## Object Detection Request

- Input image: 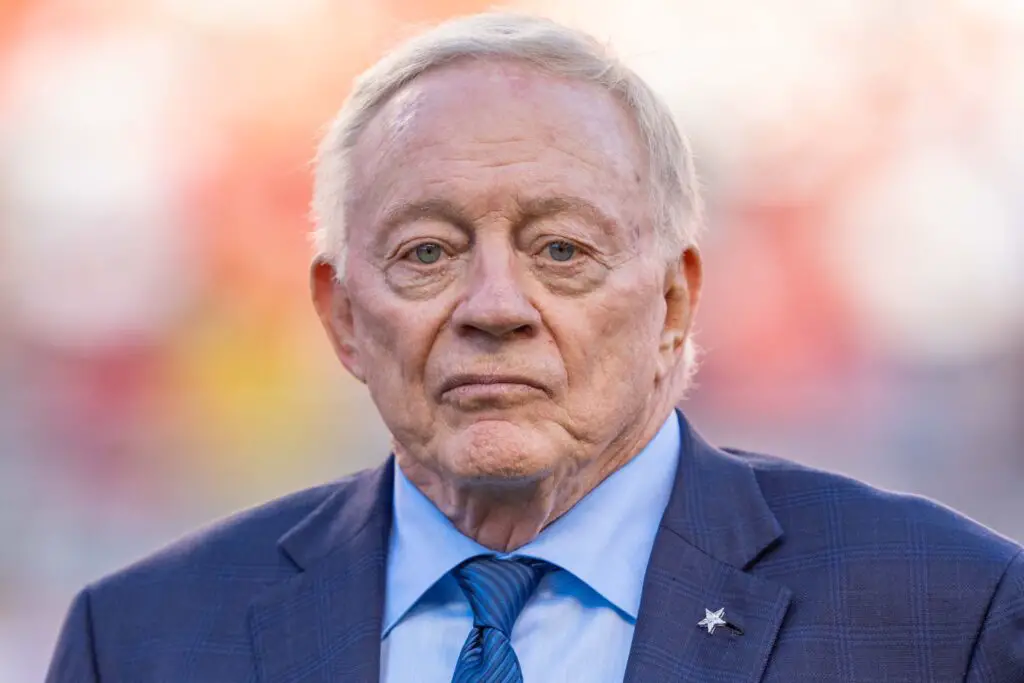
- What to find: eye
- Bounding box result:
[412,243,444,264]
[545,241,576,262]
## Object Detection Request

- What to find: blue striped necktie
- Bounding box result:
[451,556,552,683]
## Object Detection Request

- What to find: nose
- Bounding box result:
[451,244,540,340]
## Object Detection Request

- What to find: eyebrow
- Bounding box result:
[378,198,474,237]
[376,194,623,240]
[515,196,621,238]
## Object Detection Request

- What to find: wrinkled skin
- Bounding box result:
[312,59,702,551]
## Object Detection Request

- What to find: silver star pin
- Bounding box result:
[697,607,728,635]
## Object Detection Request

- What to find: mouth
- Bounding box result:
[439,374,550,402]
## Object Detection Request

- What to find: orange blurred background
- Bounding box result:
[1,0,1022,677]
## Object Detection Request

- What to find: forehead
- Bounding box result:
[349,59,648,225]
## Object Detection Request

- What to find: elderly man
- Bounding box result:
[47,12,1022,683]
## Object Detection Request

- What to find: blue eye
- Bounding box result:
[413,243,444,264]
[546,241,576,262]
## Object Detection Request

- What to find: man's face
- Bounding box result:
[314,60,700,485]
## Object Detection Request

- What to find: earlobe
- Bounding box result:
[310,259,366,383]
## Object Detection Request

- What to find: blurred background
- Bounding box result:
[1,0,1022,677]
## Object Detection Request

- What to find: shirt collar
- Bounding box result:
[383,410,681,635]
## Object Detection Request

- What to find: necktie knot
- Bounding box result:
[452,555,551,635]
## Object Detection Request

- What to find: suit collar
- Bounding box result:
[660,412,783,570]
[276,458,393,572]
[250,460,393,683]
[266,410,781,576]
[624,411,791,683]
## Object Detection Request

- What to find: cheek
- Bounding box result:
[354,294,446,395]
[559,286,664,383]
[598,280,664,344]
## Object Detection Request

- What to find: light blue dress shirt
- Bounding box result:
[380,411,681,683]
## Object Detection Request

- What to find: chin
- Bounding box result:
[441,418,560,483]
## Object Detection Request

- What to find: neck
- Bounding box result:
[399,396,678,552]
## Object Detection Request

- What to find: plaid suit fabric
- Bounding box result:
[738,450,1023,682]
[46,413,1024,682]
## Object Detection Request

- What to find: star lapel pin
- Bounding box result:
[697,607,742,636]
[697,608,728,634]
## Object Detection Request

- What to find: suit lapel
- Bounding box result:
[625,414,792,683]
[249,459,394,683]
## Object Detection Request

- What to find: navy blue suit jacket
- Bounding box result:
[47,414,1024,682]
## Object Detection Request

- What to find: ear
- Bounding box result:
[657,245,703,381]
[311,258,366,384]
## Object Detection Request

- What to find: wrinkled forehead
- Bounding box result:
[348,59,650,220]
[368,59,641,152]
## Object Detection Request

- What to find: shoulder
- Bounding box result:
[723,448,1024,676]
[728,448,1022,569]
[53,466,389,676]
[87,466,380,602]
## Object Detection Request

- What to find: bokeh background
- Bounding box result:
[1,0,1022,677]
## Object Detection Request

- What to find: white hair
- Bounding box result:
[311,11,703,275]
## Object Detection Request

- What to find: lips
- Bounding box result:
[439,373,548,397]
